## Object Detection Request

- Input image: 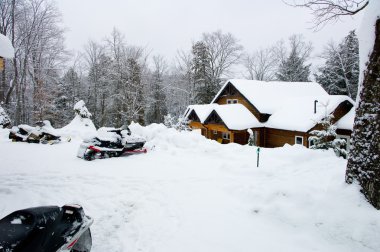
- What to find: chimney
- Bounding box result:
[314,100,318,114]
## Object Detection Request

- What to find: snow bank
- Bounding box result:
[58,115,96,139]
[0,34,14,58]
[0,125,379,251]
[129,122,218,151]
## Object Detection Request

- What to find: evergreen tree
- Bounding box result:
[315,30,359,99]
[276,46,311,81]
[191,41,215,104]
[275,35,312,82]
[0,104,11,128]
[146,56,168,124]
[309,115,348,158]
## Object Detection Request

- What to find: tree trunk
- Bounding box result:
[346,18,380,209]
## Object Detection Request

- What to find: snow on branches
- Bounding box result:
[0,105,11,128]
[74,100,92,119]
[309,114,347,158]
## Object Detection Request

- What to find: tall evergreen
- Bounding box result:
[146,56,167,124]
[191,41,215,104]
[276,46,311,82]
[316,30,359,99]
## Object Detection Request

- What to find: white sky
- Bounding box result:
[57,0,362,72]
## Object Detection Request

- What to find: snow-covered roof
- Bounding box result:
[210,104,262,130]
[265,95,354,132]
[185,104,219,123]
[0,34,14,58]
[211,79,329,114]
[335,107,355,131]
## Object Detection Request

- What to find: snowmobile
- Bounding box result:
[9,120,61,144]
[0,204,93,252]
[77,126,147,161]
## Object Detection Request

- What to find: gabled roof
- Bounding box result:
[0,34,14,58]
[184,104,219,123]
[265,95,354,132]
[206,104,262,130]
[211,79,329,114]
[335,107,355,131]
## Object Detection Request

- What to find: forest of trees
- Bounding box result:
[0,0,360,129]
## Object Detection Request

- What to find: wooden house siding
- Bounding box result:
[265,128,308,148]
[189,121,204,129]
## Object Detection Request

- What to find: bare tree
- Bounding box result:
[287,0,369,28]
[243,48,277,81]
[202,30,243,81]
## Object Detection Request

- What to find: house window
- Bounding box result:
[222,132,230,140]
[308,137,316,148]
[213,130,218,135]
[227,99,238,104]
[295,136,303,145]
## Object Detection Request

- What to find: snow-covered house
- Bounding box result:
[185,79,355,148]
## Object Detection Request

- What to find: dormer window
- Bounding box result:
[227,99,238,104]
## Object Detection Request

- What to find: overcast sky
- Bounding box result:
[57,0,362,71]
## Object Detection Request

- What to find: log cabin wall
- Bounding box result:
[233,131,249,145]
[189,121,204,129]
[265,128,308,148]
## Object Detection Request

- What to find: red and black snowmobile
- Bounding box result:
[77,126,147,161]
[0,204,93,252]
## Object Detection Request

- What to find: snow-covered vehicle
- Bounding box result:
[77,126,147,161]
[9,120,61,144]
[0,204,93,252]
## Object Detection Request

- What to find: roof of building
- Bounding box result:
[184,104,219,123]
[0,34,14,58]
[210,104,262,130]
[265,95,354,132]
[335,107,355,130]
[211,79,329,114]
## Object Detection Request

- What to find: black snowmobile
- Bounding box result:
[9,120,61,144]
[0,204,93,252]
[77,126,147,161]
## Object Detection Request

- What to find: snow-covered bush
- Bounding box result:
[175,116,190,132]
[74,100,92,119]
[164,114,176,128]
[0,105,11,128]
[309,115,347,158]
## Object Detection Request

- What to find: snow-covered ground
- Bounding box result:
[0,124,379,252]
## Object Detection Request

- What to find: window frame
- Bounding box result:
[232,99,238,104]
[213,130,218,135]
[222,132,230,140]
[295,136,304,145]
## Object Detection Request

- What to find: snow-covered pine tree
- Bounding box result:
[276,35,312,82]
[315,30,359,99]
[175,116,190,131]
[309,114,347,158]
[192,41,214,104]
[164,114,175,128]
[146,55,168,124]
[0,105,11,128]
[74,100,92,119]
